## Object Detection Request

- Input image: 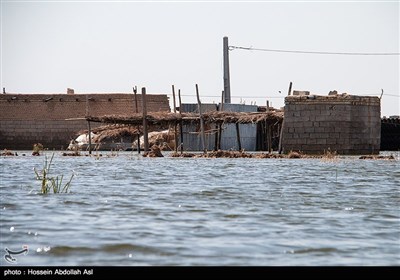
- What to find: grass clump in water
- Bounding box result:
[34,153,74,194]
[32,143,44,156]
[321,149,338,162]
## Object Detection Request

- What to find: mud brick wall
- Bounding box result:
[0,93,170,150]
[282,95,381,155]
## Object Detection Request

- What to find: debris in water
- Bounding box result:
[143,145,164,157]
[359,155,395,160]
[1,149,16,156]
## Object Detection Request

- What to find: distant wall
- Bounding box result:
[381,117,400,151]
[282,95,381,155]
[0,93,170,150]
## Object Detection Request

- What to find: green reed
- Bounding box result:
[34,153,74,194]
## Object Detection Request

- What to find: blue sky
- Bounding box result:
[1,1,399,116]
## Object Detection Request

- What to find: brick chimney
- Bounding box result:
[67,88,74,95]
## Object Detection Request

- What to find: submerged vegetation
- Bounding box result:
[34,153,74,194]
[32,143,44,156]
[170,149,396,160]
[170,150,320,159]
[1,149,17,156]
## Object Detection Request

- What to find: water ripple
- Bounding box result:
[1,151,399,266]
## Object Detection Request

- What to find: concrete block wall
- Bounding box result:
[282,95,381,155]
[0,119,88,150]
[0,93,170,149]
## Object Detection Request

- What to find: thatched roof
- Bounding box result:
[86,111,283,126]
[203,111,283,124]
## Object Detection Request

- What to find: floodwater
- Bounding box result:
[1,151,399,266]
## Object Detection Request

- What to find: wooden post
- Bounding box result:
[172,85,176,113]
[265,101,270,151]
[260,121,265,150]
[141,87,149,152]
[217,120,222,150]
[264,121,268,151]
[235,122,242,151]
[278,119,285,154]
[267,124,272,154]
[87,121,92,155]
[133,86,138,113]
[256,122,261,151]
[178,89,182,112]
[133,86,140,153]
[223,36,231,103]
[214,124,218,151]
[178,89,184,154]
[288,81,293,96]
[279,83,291,153]
[278,82,293,154]
[217,90,224,150]
[172,85,178,153]
[196,84,206,153]
[220,90,225,111]
[277,123,280,151]
[214,91,223,150]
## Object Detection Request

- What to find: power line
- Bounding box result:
[176,94,283,99]
[167,93,399,98]
[229,45,400,56]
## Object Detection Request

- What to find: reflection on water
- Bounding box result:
[1,151,399,265]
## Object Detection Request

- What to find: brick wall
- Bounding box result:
[282,95,381,155]
[0,93,170,149]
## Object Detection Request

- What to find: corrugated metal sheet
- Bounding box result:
[221,104,258,113]
[220,104,258,151]
[220,123,257,151]
[180,103,258,151]
[180,103,217,114]
[181,104,218,151]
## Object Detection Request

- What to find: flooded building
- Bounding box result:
[0,92,170,150]
[282,93,381,155]
[381,116,400,151]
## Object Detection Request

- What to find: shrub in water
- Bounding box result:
[34,153,74,194]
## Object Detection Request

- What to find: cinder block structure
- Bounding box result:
[282,94,381,155]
